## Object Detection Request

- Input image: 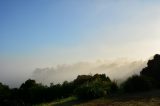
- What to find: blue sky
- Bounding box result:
[0,0,159,58]
[1,0,160,87]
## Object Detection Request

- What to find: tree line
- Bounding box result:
[0,74,118,105]
[1,54,160,106]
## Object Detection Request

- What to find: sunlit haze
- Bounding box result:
[0,0,160,87]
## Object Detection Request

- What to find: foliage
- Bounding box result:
[140,54,160,87]
[1,53,160,105]
[121,75,155,93]
[74,78,118,99]
[0,83,11,105]
[73,75,92,86]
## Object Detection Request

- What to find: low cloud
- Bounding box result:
[32,59,147,85]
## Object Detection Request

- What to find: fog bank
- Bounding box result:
[32,59,147,85]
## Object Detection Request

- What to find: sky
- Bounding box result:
[1,0,160,87]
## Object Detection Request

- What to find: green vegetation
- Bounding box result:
[121,75,155,93]
[1,54,160,105]
[0,74,118,105]
[34,96,77,106]
[74,78,118,99]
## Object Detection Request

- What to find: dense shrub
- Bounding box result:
[0,82,10,99]
[61,81,75,97]
[92,74,111,82]
[121,75,155,93]
[74,79,118,99]
[0,83,12,105]
[73,75,92,86]
[140,54,160,87]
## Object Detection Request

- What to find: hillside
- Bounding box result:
[1,54,160,106]
[37,90,160,106]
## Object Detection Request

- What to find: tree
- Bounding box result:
[121,75,154,93]
[140,54,160,87]
[20,79,37,90]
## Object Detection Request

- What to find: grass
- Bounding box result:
[35,90,160,106]
[75,98,160,106]
[34,96,78,106]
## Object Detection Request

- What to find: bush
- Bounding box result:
[121,75,155,93]
[0,83,11,105]
[73,75,92,86]
[140,54,160,88]
[74,79,118,99]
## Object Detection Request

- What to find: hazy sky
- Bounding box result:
[1,0,160,87]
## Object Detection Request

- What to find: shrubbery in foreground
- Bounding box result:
[0,74,119,105]
[121,75,155,93]
[74,77,118,99]
[121,54,160,93]
[1,54,160,105]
